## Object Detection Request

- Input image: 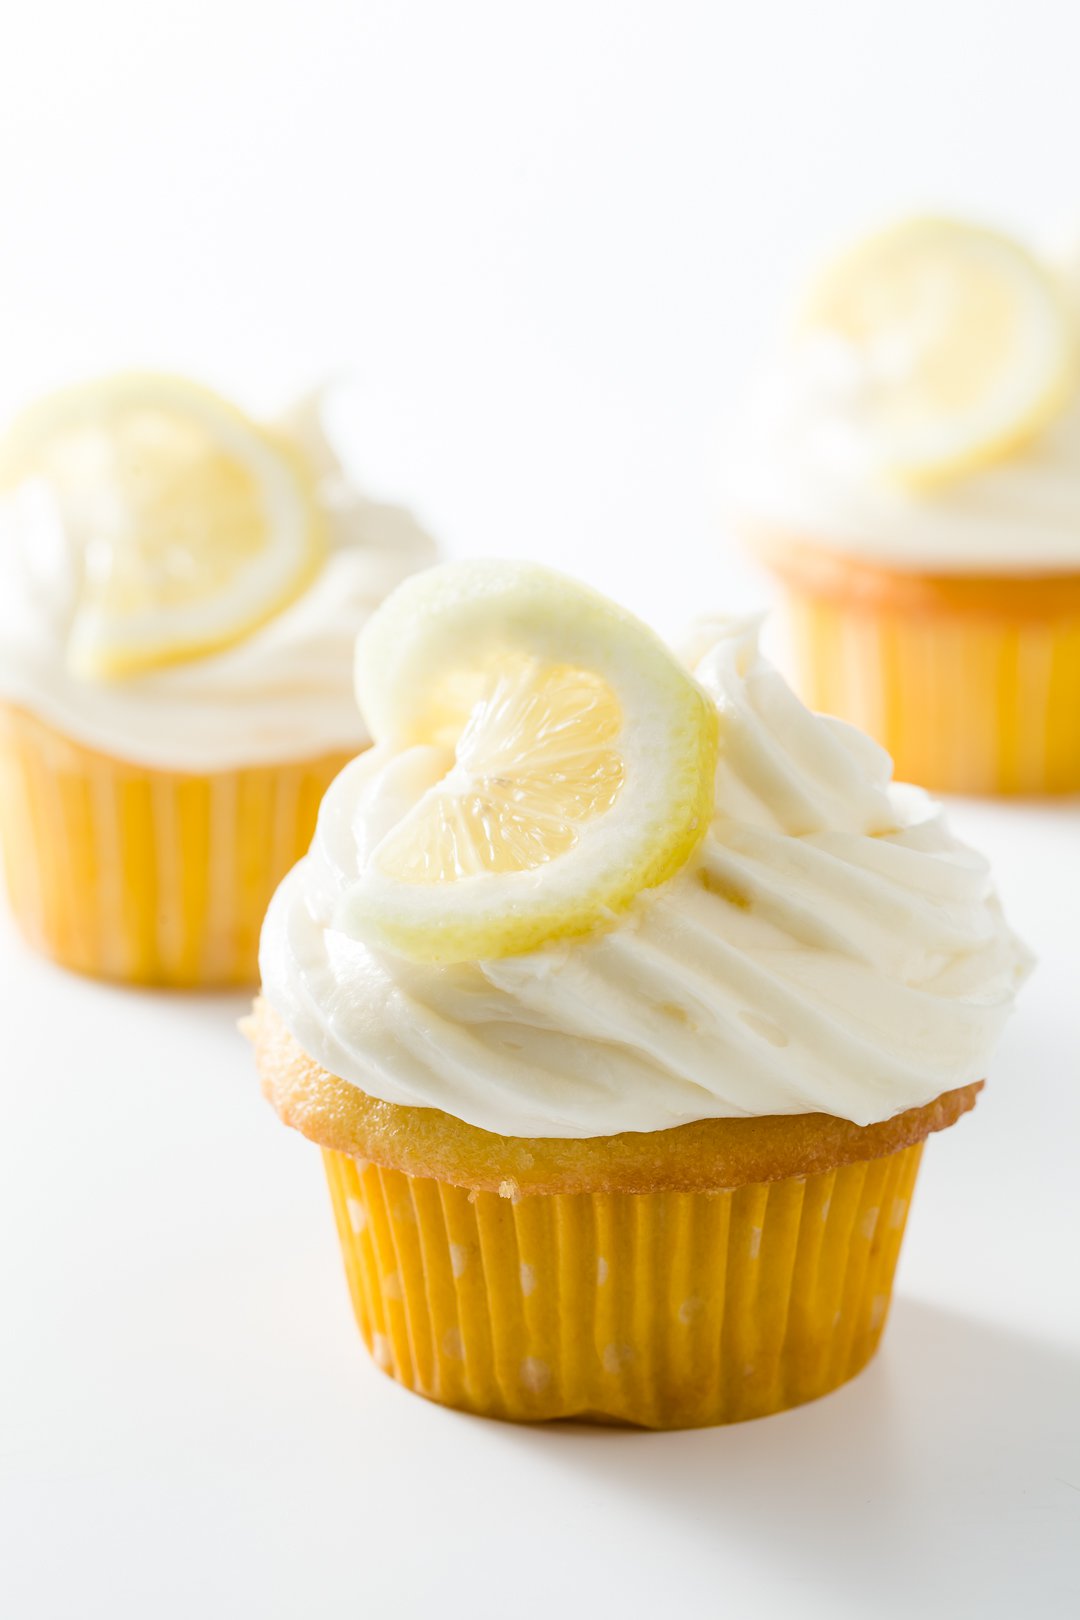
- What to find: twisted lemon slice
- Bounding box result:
[801,217,1075,485]
[340,561,719,964]
[0,373,323,678]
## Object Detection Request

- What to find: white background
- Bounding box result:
[1,3,1079,1616]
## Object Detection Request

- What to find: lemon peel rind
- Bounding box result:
[348,703,718,965]
[339,561,720,965]
[0,372,326,681]
[798,216,1077,490]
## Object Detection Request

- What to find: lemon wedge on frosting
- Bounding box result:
[0,373,323,679]
[800,217,1075,486]
[339,560,719,965]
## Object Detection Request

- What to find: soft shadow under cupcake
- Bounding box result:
[489,1299,1080,1614]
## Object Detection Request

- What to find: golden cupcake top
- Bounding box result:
[258,559,1030,1140]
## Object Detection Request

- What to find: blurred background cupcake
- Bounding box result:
[727,216,1080,796]
[0,372,436,986]
[251,560,1029,1429]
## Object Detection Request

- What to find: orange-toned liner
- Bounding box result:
[758,539,1080,795]
[323,1142,924,1427]
[0,703,353,986]
[250,1004,973,1427]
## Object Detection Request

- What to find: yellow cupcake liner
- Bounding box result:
[322,1141,923,1428]
[779,584,1080,796]
[0,703,353,987]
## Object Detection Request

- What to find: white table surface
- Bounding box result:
[2,791,1078,1620]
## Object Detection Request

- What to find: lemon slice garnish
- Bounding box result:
[0,373,324,678]
[799,217,1075,486]
[339,560,719,964]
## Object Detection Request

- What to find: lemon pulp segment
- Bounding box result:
[374,661,625,881]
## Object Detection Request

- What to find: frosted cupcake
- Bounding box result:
[250,560,1029,1428]
[0,374,435,985]
[729,216,1080,795]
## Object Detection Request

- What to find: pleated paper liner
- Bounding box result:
[323,1141,923,1428]
[0,703,353,987]
[762,545,1080,796]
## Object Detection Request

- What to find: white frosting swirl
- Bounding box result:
[0,392,437,769]
[728,325,1080,574]
[260,621,1030,1138]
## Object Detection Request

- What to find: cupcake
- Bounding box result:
[250,559,1029,1428]
[728,216,1080,796]
[0,373,435,985]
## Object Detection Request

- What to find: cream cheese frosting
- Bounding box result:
[260,619,1031,1138]
[728,321,1080,576]
[0,392,437,769]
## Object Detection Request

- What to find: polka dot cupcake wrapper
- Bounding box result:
[322,1141,923,1428]
[0,702,352,987]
